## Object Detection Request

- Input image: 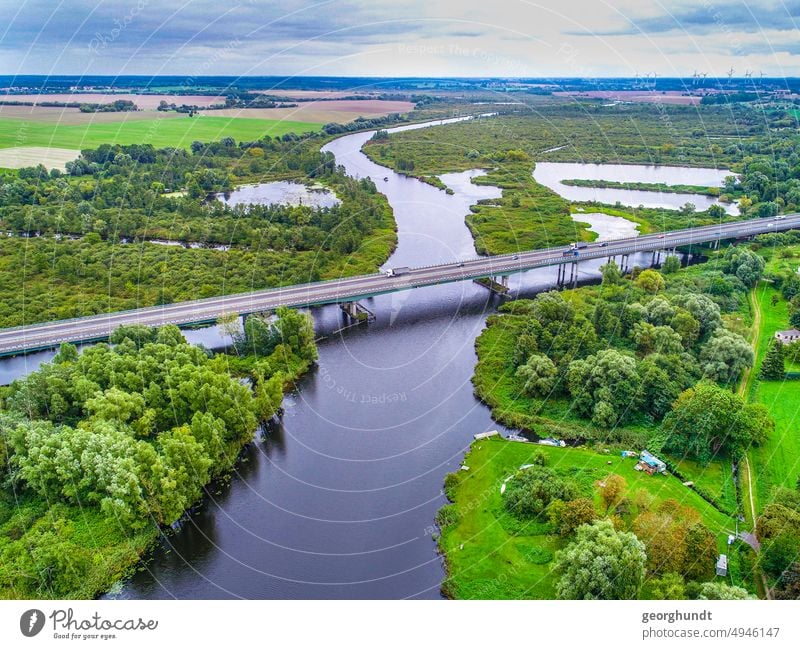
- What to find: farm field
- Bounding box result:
[209,99,415,123]
[0,146,79,169]
[0,114,321,152]
[0,104,190,125]
[1,93,225,109]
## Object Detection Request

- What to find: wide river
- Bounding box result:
[0,117,682,599]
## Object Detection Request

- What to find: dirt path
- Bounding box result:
[740,288,760,529]
[738,287,762,399]
[739,285,770,599]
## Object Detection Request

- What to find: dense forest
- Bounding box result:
[0,135,397,327]
[0,309,317,598]
[473,247,771,458]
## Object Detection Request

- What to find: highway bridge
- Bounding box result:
[1,214,798,356]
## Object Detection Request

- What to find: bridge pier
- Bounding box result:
[340,301,376,323]
[473,276,510,296]
[569,261,578,288]
[557,263,566,286]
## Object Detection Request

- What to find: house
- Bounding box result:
[635,450,667,475]
[716,554,728,577]
[775,329,800,344]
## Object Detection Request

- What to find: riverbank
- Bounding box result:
[0,317,316,599]
[361,141,592,254]
[437,438,735,599]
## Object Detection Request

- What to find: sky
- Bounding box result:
[1,0,799,78]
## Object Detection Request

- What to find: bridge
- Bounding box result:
[1,214,798,356]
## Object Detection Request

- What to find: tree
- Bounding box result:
[635,269,665,294]
[695,582,753,600]
[241,314,279,356]
[661,255,681,274]
[217,313,242,342]
[774,562,800,600]
[724,247,765,287]
[531,291,574,326]
[670,310,700,348]
[673,294,721,338]
[759,532,800,579]
[683,522,719,582]
[503,465,577,519]
[699,329,754,383]
[634,511,689,575]
[553,520,646,599]
[600,261,622,286]
[515,353,557,397]
[760,340,786,380]
[663,381,773,461]
[632,322,683,355]
[598,474,627,513]
[552,498,597,536]
[275,307,318,361]
[568,349,641,426]
[650,573,686,600]
[109,324,157,348]
[645,297,676,326]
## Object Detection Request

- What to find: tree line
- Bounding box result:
[0,310,317,598]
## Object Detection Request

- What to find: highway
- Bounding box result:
[1,214,799,356]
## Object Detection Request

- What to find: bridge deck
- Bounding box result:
[1,214,798,356]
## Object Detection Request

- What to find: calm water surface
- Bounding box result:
[534,161,737,214]
[0,116,659,599]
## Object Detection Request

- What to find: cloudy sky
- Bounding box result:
[1,0,799,77]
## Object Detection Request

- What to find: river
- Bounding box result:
[0,116,669,599]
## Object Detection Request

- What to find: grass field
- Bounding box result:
[0,146,79,169]
[749,281,800,510]
[0,114,321,151]
[439,439,737,599]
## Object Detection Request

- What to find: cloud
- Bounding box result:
[0,0,799,76]
[572,0,800,37]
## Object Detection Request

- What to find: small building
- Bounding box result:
[635,450,667,475]
[716,554,728,577]
[775,329,800,344]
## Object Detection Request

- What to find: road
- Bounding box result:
[2,213,800,356]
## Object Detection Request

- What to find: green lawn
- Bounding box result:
[0,114,322,151]
[440,439,736,599]
[671,456,737,514]
[748,281,800,509]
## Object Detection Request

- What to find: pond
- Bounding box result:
[533,162,737,214]
[573,210,640,240]
[219,181,340,209]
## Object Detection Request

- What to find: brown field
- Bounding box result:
[210,99,415,124]
[0,146,78,169]
[1,93,225,110]
[553,90,701,105]
[0,104,185,125]
[253,90,359,99]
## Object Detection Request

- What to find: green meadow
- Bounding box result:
[439,439,736,600]
[0,114,321,151]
